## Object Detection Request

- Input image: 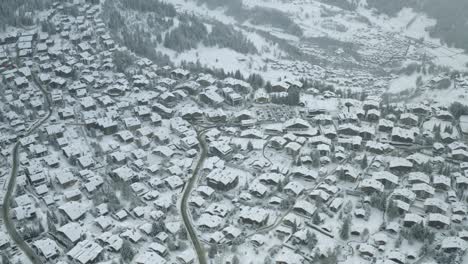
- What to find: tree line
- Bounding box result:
[102,0,172,66]
[163,15,207,52]
[0,0,51,29]
[203,22,258,54]
[120,0,176,17]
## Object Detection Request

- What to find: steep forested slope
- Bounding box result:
[0,0,52,28]
[368,0,468,52]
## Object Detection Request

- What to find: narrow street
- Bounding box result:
[1,72,52,264]
[180,128,209,264]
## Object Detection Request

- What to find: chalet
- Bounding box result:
[254,88,269,103]
[309,189,331,203]
[447,190,458,203]
[249,182,268,197]
[424,198,449,214]
[460,115,468,135]
[176,251,195,264]
[309,135,332,147]
[49,77,67,89]
[148,242,168,257]
[366,141,391,154]
[222,77,250,93]
[315,111,335,125]
[205,109,227,123]
[389,157,413,173]
[96,118,118,135]
[452,202,466,216]
[0,231,9,249]
[322,125,337,139]
[199,89,224,106]
[337,136,362,150]
[258,173,284,186]
[55,65,74,78]
[206,168,240,190]
[433,175,451,191]
[363,99,379,111]
[66,240,103,264]
[13,204,37,220]
[284,181,305,196]
[275,249,304,264]
[372,171,398,189]
[408,103,430,115]
[234,110,254,123]
[271,81,290,92]
[175,81,200,94]
[448,141,467,152]
[134,105,152,119]
[285,79,303,89]
[111,166,137,182]
[441,132,457,144]
[441,237,467,253]
[285,142,302,156]
[293,200,316,217]
[455,175,468,189]
[338,123,360,136]
[33,238,60,260]
[400,113,419,126]
[284,118,310,131]
[329,197,344,212]
[152,103,173,118]
[57,222,85,246]
[452,149,468,162]
[403,213,424,227]
[427,213,450,229]
[317,143,330,156]
[336,165,360,182]
[338,111,359,124]
[77,155,95,169]
[164,176,184,190]
[59,201,88,221]
[407,152,430,166]
[391,188,416,204]
[436,110,453,121]
[238,207,269,226]
[159,92,177,106]
[391,127,415,144]
[290,166,318,181]
[181,108,203,122]
[135,251,167,264]
[412,183,434,199]
[80,96,96,110]
[359,126,375,140]
[170,68,190,79]
[157,78,176,89]
[360,179,384,194]
[150,113,163,126]
[408,172,430,185]
[240,129,264,139]
[359,244,377,259]
[14,76,29,88]
[196,74,216,86]
[367,109,380,121]
[123,117,141,131]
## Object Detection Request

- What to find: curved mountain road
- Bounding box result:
[2,73,52,264]
[180,128,209,264]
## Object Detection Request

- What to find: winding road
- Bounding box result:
[1,72,51,264]
[180,128,208,264]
